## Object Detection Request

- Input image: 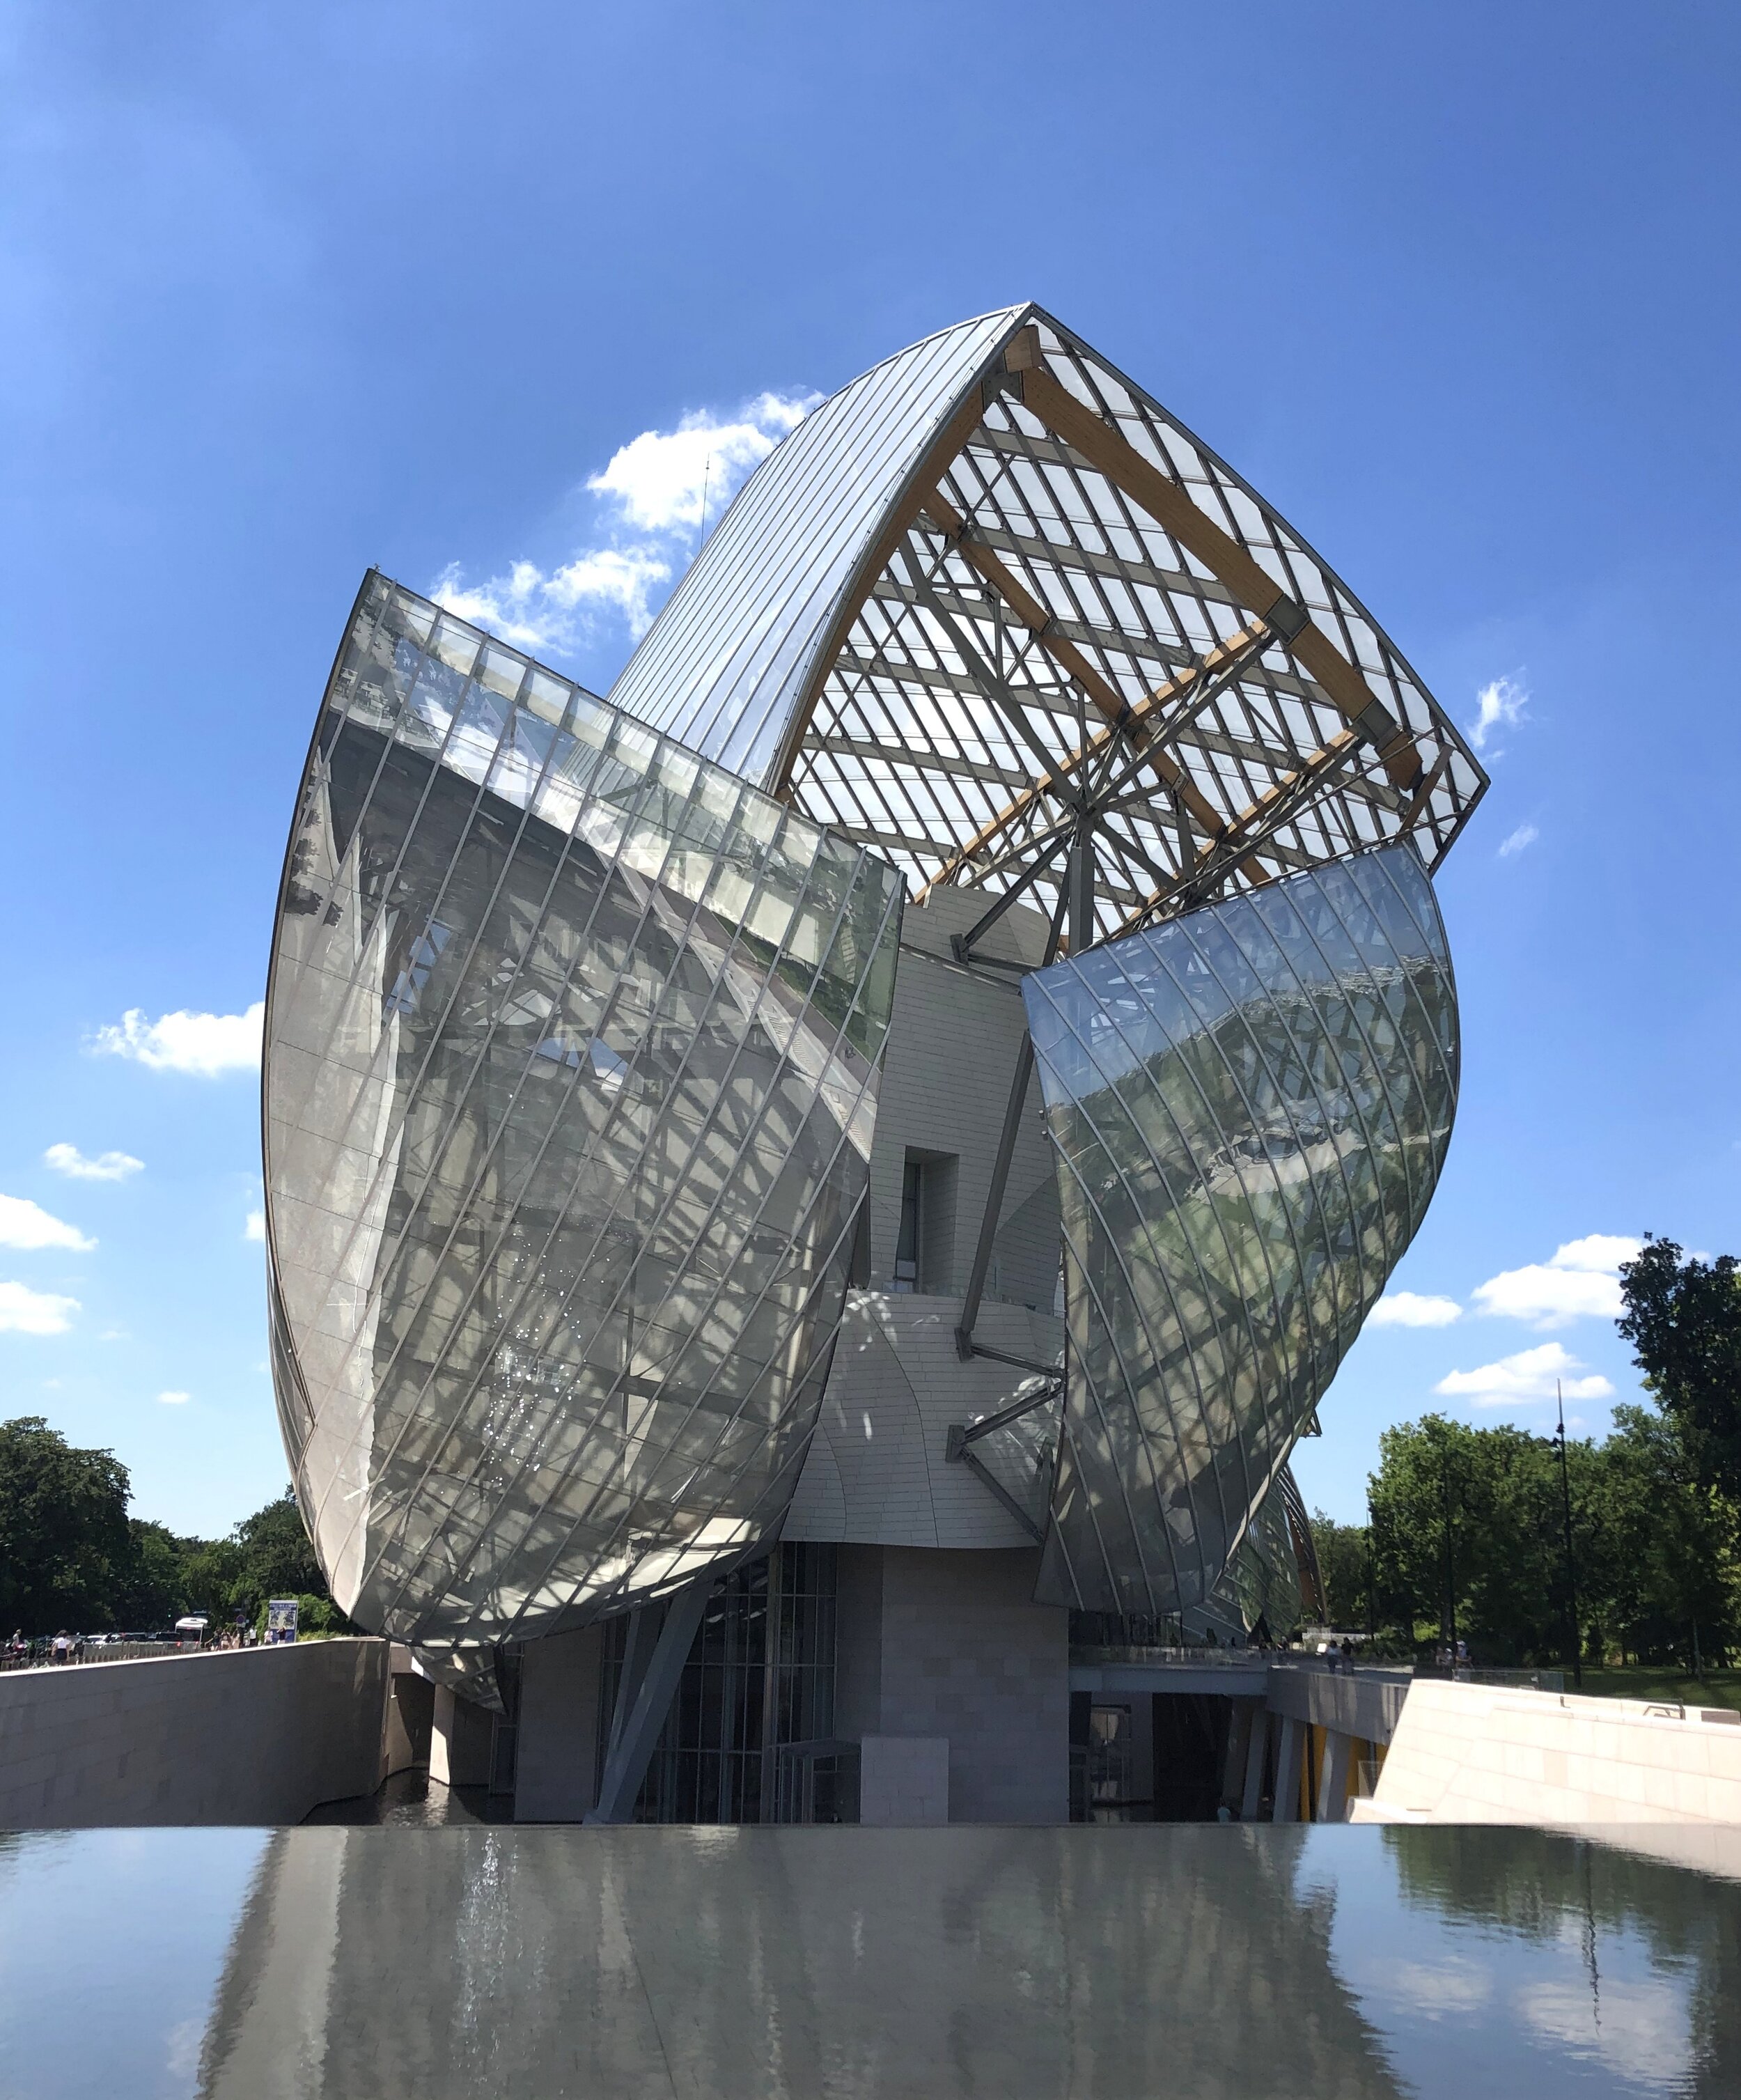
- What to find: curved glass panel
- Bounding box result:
[607,309,1024,784]
[265,576,903,1660]
[1021,843,1457,1617]
[603,304,1485,940]
[1205,1468,1306,1638]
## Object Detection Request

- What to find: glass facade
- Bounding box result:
[1022,843,1458,1618]
[265,304,1485,1709]
[599,1541,850,1824]
[264,577,903,1670]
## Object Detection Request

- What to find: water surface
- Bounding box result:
[0,1823,1732,2097]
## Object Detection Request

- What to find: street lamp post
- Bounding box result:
[1552,1380,1583,1690]
[1440,1459,1458,1673]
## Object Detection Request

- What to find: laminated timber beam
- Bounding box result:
[916,483,1243,871]
[1120,723,1367,931]
[1017,366,1426,796]
[915,617,1272,900]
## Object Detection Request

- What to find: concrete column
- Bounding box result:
[430,1684,493,1789]
[1271,1715,1304,1823]
[1240,1708,1270,1821]
[1316,1729,1353,1822]
[861,1736,948,1825]
[515,1625,603,1822]
[382,1672,433,1778]
[1223,1702,1254,1810]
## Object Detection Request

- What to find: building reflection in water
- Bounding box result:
[0,1824,1732,2097]
[175,1826,1732,2099]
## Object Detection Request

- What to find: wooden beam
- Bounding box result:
[1121,726,1364,928]
[1018,368,1424,795]
[917,485,1237,850]
[767,384,992,800]
[914,619,1270,899]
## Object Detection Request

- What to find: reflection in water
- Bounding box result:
[0,1826,1730,2098]
[1346,1827,1735,2096]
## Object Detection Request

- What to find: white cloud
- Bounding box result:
[1368,1291,1463,1328]
[156,1390,191,1406]
[1497,822,1538,858]
[432,389,816,657]
[1435,1340,1613,1408]
[244,1208,265,1243]
[433,547,672,652]
[0,1281,79,1335]
[1468,672,1529,752]
[1471,1233,1641,1328]
[44,1144,144,1182]
[93,1002,263,1075]
[1549,1233,1641,1273]
[587,393,812,531]
[0,1195,95,1252]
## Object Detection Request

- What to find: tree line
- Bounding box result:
[0,1415,348,1638]
[1313,1239,1741,1667]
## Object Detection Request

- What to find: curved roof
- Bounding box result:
[611,304,1487,949]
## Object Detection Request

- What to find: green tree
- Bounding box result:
[1618,1238,1741,1509]
[1366,1414,1594,1665]
[0,1417,134,1635]
[1310,1510,1372,1631]
[225,1489,336,1626]
[116,1518,191,1628]
[1593,1405,1739,1666]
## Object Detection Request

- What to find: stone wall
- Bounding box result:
[1353,1678,1741,1825]
[843,1545,1069,1823]
[0,1639,389,1828]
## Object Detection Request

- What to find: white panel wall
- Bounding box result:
[1352,1679,1741,1826]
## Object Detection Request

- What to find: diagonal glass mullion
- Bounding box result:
[403,851,892,1635]
[290,723,678,1562]
[350,778,783,1611]
[1026,970,1224,1603]
[364,820,884,1628]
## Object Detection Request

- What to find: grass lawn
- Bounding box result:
[1575,1665,1741,1711]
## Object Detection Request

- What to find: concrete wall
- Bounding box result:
[0,1639,389,1828]
[868,891,1057,1309]
[1352,1679,1741,1826]
[850,1546,1069,1824]
[860,1736,948,1825]
[785,1293,1063,1550]
[1263,1663,1411,1748]
[515,1624,603,1822]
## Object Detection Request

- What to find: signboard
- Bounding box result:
[266,1599,299,1645]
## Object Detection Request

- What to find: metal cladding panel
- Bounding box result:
[1020,843,1458,1617]
[264,575,903,1666]
[604,308,1025,784]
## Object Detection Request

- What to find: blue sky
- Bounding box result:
[1,3,1736,1537]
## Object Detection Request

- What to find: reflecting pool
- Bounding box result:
[0,1824,1733,2097]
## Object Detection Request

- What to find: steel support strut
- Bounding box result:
[586,1575,712,1823]
[954,1031,1035,1360]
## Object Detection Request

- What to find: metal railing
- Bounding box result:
[1458,1666,1566,1693]
[1070,1644,1270,1667]
[2,1640,193,1672]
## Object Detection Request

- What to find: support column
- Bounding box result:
[1240,1707,1270,1821]
[1316,1729,1353,1822]
[586,1577,712,1825]
[1223,1701,1254,1812]
[430,1684,493,1789]
[1271,1715,1304,1823]
[515,1624,604,1822]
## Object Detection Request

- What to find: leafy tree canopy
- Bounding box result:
[0,1417,346,1637]
[0,1417,133,1635]
[1618,1237,1741,1507]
